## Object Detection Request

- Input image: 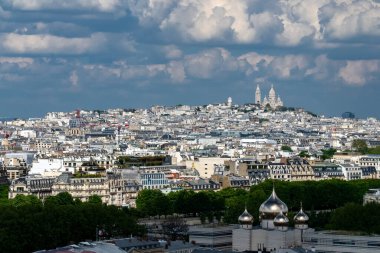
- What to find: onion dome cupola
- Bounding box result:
[238,208,253,229]
[259,187,288,220]
[273,210,289,231]
[294,203,309,230]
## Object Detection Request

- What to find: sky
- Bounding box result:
[0,0,380,119]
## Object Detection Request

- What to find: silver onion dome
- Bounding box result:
[259,188,288,219]
[273,210,289,227]
[294,206,309,225]
[238,208,254,224]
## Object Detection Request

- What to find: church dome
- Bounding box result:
[294,207,309,224]
[238,208,254,224]
[273,211,289,228]
[273,211,289,226]
[259,188,288,219]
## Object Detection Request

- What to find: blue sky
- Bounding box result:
[0,0,379,118]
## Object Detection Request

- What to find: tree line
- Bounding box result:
[135,179,380,229]
[0,192,145,253]
[136,189,225,222]
[328,202,380,234]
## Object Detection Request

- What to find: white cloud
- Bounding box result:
[184,48,238,78]
[0,33,107,54]
[126,0,380,46]
[238,52,310,79]
[320,0,380,40]
[159,0,283,43]
[238,52,273,72]
[162,45,182,59]
[339,60,380,86]
[127,0,177,26]
[0,57,34,68]
[269,55,310,78]
[4,0,123,12]
[167,61,185,82]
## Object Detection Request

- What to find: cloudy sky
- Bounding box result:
[0,0,380,118]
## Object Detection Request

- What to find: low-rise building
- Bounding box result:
[112,237,164,253]
[52,172,109,203]
[8,175,55,199]
[140,170,169,190]
[211,174,250,189]
[363,188,380,205]
[340,164,362,180]
[312,163,344,180]
[184,178,220,191]
[188,224,237,250]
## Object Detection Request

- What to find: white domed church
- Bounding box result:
[232,188,310,252]
[255,84,283,109]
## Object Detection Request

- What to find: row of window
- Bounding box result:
[141,174,165,179]
[142,179,168,185]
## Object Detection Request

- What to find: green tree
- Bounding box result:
[281,145,293,152]
[367,146,380,155]
[12,194,42,208]
[45,192,74,207]
[136,189,171,218]
[321,148,337,160]
[0,192,144,253]
[88,195,102,205]
[299,150,310,158]
[168,190,195,215]
[223,195,246,224]
[352,139,368,154]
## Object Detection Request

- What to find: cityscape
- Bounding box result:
[1,88,380,252]
[1,1,380,253]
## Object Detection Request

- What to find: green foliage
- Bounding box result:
[226,179,380,227]
[321,148,337,160]
[308,210,332,230]
[0,177,378,253]
[88,195,102,205]
[136,189,171,217]
[73,173,103,178]
[352,139,368,154]
[328,202,380,234]
[0,185,9,205]
[136,180,380,230]
[351,139,380,154]
[366,146,380,155]
[259,118,269,123]
[137,189,225,219]
[264,104,272,112]
[299,150,310,158]
[305,111,318,117]
[45,192,74,207]
[0,192,143,253]
[12,194,42,208]
[117,156,166,167]
[281,145,293,152]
